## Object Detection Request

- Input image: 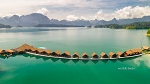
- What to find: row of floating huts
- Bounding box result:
[0,44,146,59]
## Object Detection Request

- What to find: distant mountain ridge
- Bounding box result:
[0,13,150,27]
[0,13,50,27]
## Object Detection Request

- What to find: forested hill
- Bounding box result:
[0,23,11,28]
[94,22,150,29]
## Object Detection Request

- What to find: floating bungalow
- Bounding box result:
[51,50,61,56]
[6,49,15,55]
[142,46,150,51]
[72,52,79,58]
[15,44,35,52]
[0,49,6,56]
[15,44,31,53]
[100,52,108,58]
[42,49,52,56]
[130,49,142,55]
[61,51,71,58]
[37,49,44,54]
[116,51,124,58]
[30,48,37,53]
[109,52,117,58]
[32,49,39,54]
[25,47,34,52]
[91,52,99,58]
[25,46,36,52]
[82,52,89,58]
[124,50,133,56]
[15,47,25,54]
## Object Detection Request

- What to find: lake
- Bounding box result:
[0,27,150,84]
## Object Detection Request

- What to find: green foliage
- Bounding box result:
[125,22,150,29]
[147,29,150,34]
[95,24,123,29]
[95,22,150,29]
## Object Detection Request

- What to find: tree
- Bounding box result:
[147,28,150,34]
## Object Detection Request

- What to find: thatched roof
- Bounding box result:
[142,46,149,50]
[130,49,142,53]
[100,52,106,57]
[0,49,3,52]
[136,49,142,52]
[6,49,14,53]
[30,48,37,52]
[26,46,35,50]
[44,49,52,54]
[15,47,25,52]
[22,43,30,47]
[109,52,115,57]
[92,52,99,58]
[73,52,79,56]
[82,52,88,56]
[125,50,133,55]
[16,43,35,51]
[37,49,43,53]
[20,44,30,48]
[55,50,61,55]
[92,52,96,56]
[116,51,123,56]
[0,49,5,53]
[64,51,71,56]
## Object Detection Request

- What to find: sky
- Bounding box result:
[0,0,150,21]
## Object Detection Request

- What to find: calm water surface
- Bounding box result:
[0,27,150,84]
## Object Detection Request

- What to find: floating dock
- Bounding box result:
[0,43,149,60]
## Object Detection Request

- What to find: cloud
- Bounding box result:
[115,6,150,19]
[66,6,150,21]
[36,8,50,15]
[91,10,115,21]
[91,6,150,20]
[66,15,87,21]
[0,0,150,20]
[66,15,79,21]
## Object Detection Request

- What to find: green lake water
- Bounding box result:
[0,27,150,84]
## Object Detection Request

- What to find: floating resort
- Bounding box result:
[0,44,150,60]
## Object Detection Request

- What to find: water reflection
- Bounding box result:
[0,54,144,64]
[0,56,6,59]
[72,59,79,63]
[110,59,117,63]
[133,55,150,68]
[22,54,29,57]
[34,56,42,59]
[51,58,59,62]
[41,57,50,61]
[92,60,98,64]
[0,27,75,33]
[101,60,108,63]
[61,59,70,63]
[82,60,89,64]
